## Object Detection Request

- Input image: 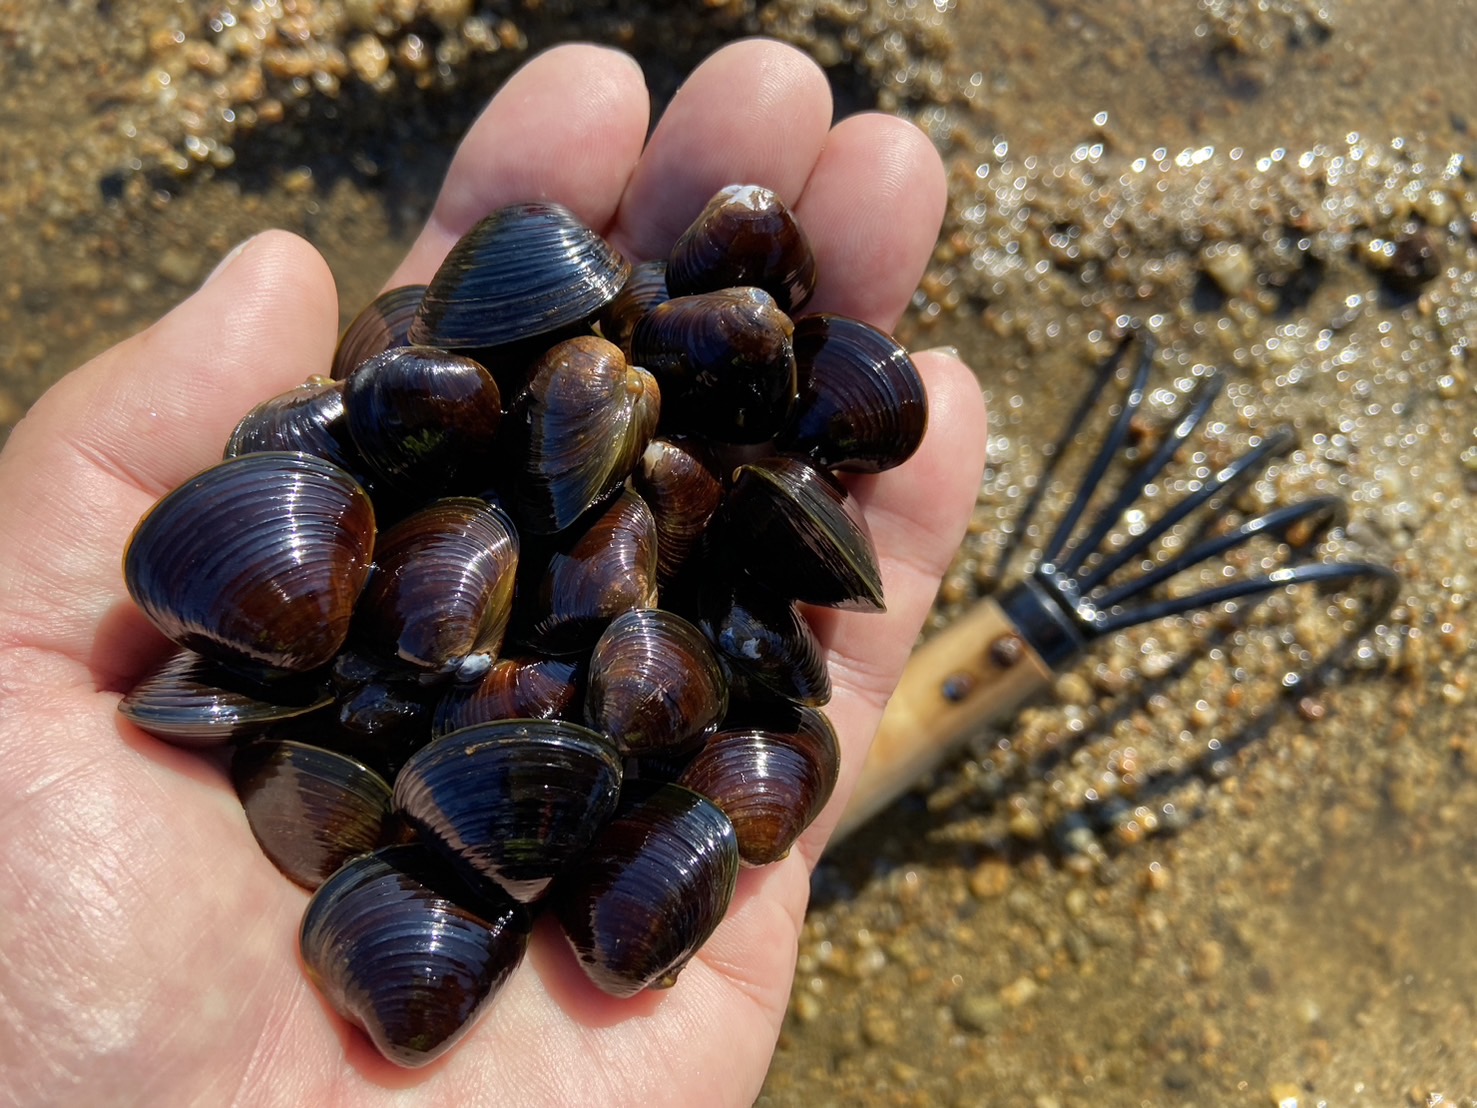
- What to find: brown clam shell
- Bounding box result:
[299,844,529,1068]
[721,455,884,611]
[523,489,659,655]
[409,201,630,351]
[552,780,738,998]
[331,284,425,381]
[233,739,394,889]
[667,183,816,314]
[119,648,332,747]
[696,573,831,707]
[584,608,729,756]
[629,287,796,444]
[598,259,670,360]
[776,313,928,473]
[394,719,623,903]
[502,335,660,535]
[432,655,584,738]
[677,708,840,865]
[353,497,519,677]
[223,377,369,487]
[123,452,375,673]
[630,436,725,585]
[342,345,502,494]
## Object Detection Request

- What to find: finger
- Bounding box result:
[795,349,988,859]
[389,44,652,287]
[0,231,339,685]
[607,39,833,262]
[794,112,948,329]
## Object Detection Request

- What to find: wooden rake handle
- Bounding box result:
[835,597,1055,840]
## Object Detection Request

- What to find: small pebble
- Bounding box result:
[968,858,1011,900]
[952,991,1002,1034]
[999,975,1039,1008]
[1191,939,1225,982]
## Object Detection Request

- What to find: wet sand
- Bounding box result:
[5,1,1477,1103]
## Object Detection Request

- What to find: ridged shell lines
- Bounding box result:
[122,452,375,673]
[585,609,728,755]
[552,782,738,998]
[393,720,623,903]
[355,498,518,673]
[507,336,659,534]
[409,202,632,350]
[299,845,528,1067]
[233,740,392,888]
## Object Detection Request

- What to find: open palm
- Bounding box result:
[0,40,986,1107]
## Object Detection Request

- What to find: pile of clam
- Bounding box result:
[118,185,927,1067]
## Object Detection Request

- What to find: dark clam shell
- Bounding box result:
[630,436,725,585]
[299,844,529,1068]
[354,498,519,677]
[721,456,884,611]
[119,648,332,747]
[629,287,796,444]
[343,345,502,494]
[523,489,659,655]
[585,609,728,756]
[598,259,670,360]
[776,313,928,473]
[552,780,738,998]
[393,719,623,903]
[331,649,435,738]
[432,655,584,737]
[677,708,839,866]
[697,574,831,707]
[331,284,425,381]
[667,184,816,314]
[502,335,660,534]
[223,377,368,485]
[410,201,631,351]
[232,739,393,889]
[123,452,375,673]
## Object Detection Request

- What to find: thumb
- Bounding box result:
[0,230,340,690]
[4,230,340,498]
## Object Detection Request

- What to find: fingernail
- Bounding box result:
[919,344,961,361]
[202,234,257,288]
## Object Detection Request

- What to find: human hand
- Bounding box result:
[0,39,986,1107]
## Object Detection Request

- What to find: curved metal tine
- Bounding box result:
[1056,369,1225,581]
[997,334,1137,581]
[1040,336,1156,567]
[1095,495,1348,610]
[1076,425,1299,594]
[1096,560,1400,635]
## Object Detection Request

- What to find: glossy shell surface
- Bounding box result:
[666,184,816,314]
[332,284,425,380]
[410,201,630,350]
[552,781,738,997]
[524,489,659,654]
[393,719,622,903]
[343,346,502,493]
[432,655,583,737]
[677,708,840,865]
[584,608,728,756]
[119,648,332,747]
[502,335,659,534]
[722,456,884,611]
[123,452,375,673]
[630,287,796,444]
[233,739,393,888]
[354,497,519,675]
[776,313,928,473]
[299,844,529,1067]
